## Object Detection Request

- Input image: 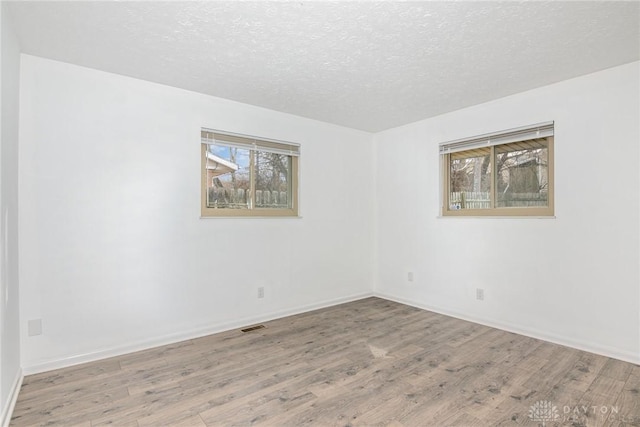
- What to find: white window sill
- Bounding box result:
[437,215,556,219]
[200,216,303,219]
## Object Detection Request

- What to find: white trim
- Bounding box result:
[1,368,23,427]
[199,215,303,220]
[22,292,373,375]
[17,291,639,380]
[205,151,239,173]
[436,215,556,219]
[374,291,640,365]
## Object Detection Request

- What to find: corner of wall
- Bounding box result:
[370,132,379,293]
[1,1,23,424]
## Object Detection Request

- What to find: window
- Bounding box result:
[440,122,554,217]
[201,129,299,217]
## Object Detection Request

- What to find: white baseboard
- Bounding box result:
[22,290,637,376]
[374,291,640,365]
[1,368,23,427]
[23,291,374,375]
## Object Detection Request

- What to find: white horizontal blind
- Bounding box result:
[201,128,300,157]
[439,121,554,155]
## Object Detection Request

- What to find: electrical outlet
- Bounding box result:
[407,272,414,282]
[28,319,42,336]
[257,287,264,299]
[476,288,484,301]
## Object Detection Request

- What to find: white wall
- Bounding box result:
[14,53,639,375]
[0,2,22,424]
[374,61,640,363]
[18,55,375,372]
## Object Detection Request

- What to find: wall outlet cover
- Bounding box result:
[28,319,43,336]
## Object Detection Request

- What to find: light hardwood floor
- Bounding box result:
[10,297,640,426]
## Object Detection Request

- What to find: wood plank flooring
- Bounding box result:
[10,297,640,426]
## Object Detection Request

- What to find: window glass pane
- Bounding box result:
[205,145,250,209]
[255,152,291,209]
[495,139,549,208]
[449,148,491,210]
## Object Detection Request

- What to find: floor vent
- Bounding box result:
[241,325,266,333]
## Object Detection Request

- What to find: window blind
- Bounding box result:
[201,129,300,157]
[439,121,554,155]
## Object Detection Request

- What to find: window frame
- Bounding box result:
[200,130,299,218]
[440,124,554,217]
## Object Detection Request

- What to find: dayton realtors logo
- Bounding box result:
[529,400,628,425]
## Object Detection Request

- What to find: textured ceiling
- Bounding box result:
[6,1,640,132]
